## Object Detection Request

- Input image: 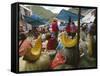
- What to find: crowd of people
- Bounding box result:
[19,17,78,54]
[19,16,96,71]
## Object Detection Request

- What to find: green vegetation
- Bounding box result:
[27,5,57,21]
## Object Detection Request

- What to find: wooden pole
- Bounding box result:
[78,8,81,41]
[76,7,81,66]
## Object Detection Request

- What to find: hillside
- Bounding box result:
[27,5,57,21]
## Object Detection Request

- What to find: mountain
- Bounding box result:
[27,5,57,21]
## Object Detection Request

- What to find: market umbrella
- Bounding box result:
[24,14,47,26]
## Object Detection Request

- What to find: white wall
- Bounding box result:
[0,0,99,76]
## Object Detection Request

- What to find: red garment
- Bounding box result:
[19,39,32,57]
[66,23,77,33]
[51,21,58,32]
[51,52,65,68]
[47,38,57,50]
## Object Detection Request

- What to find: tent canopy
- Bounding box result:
[24,13,47,27]
[56,9,83,22]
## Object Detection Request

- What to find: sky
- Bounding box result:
[42,6,70,13]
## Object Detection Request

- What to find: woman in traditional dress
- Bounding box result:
[66,17,77,39]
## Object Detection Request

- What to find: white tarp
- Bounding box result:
[81,9,95,23]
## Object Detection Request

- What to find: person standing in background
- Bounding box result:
[66,17,77,38]
[51,19,59,38]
